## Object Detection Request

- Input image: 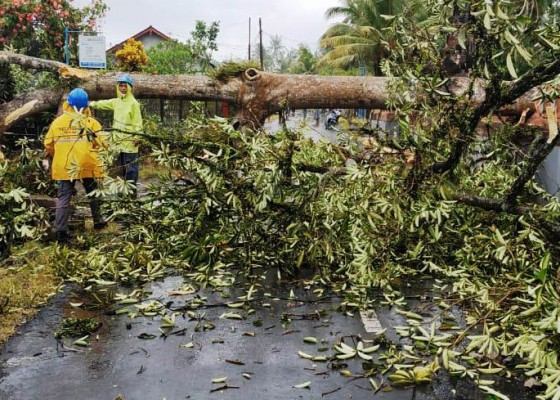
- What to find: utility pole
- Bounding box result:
[259,18,264,70]
[248,17,251,60]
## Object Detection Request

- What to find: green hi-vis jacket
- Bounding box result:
[90,84,143,153]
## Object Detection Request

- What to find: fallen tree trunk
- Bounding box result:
[70,67,543,122]
[0,51,548,138]
[0,88,63,135]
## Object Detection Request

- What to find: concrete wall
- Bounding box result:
[537,147,560,197]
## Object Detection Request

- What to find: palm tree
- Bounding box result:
[289,45,317,74]
[267,35,287,72]
[319,0,408,75]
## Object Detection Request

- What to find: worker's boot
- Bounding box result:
[56,231,71,245]
[93,221,108,230]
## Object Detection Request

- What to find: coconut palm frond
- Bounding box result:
[355,25,379,36]
[318,53,360,68]
[320,34,378,48]
[320,0,421,75]
[321,23,356,39]
[318,41,381,69]
[326,42,378,56]
[322,24,380,42]
[325,0,363,21]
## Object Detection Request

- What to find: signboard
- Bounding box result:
[78,35,106,69]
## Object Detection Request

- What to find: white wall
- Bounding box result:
[139,36,165,50]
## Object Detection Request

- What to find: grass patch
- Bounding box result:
[137,155,171,181]
[0,243,62,346]
[139,162,168,181]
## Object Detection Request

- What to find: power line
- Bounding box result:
[261,30,320,49]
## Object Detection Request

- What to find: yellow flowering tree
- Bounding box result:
[115,38,148,72]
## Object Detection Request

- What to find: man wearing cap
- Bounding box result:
[44,88,108,244]
[89,74,143,194]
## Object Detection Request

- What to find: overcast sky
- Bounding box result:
[72,0,343,61]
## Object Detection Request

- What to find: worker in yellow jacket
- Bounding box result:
[89,73,143,194]
[44,88,107,244]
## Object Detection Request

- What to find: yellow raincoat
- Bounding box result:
[44,103,106,180]
[89,84,143,153]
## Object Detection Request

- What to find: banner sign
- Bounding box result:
[78,35,106,69]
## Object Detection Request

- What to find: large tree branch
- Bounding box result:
[453,193,520,212]
[0,88,64,134]
[0,51,67,71]
[505,130,560,207]
[454,192,560,240]
[431,58,560,174]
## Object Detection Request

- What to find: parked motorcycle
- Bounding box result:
[325,109,341,130]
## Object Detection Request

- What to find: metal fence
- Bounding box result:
[92,99,228,127]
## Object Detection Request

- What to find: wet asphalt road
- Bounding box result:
[263,111,340,144]
[0,273,533,400]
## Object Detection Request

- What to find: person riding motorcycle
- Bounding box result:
[325,109,341,130]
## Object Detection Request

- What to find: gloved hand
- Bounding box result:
[41,158,50,173]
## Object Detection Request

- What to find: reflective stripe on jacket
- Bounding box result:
[44,107,106,180]
[90,84,143,153]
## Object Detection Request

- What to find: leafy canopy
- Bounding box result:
[115,38,148,72]
[145,20,220,75]
[0,0,106,61]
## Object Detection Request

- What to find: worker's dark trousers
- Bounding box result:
[118,152,139,184]
[55,179,102,233]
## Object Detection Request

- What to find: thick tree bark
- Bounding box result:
[234,68,388,126]
[0,51,550,138]
[0,52,67,71]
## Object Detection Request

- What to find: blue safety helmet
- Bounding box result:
[117,73,133,87]
[67,88,89,109]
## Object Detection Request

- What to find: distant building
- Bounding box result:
[106,25,171,54]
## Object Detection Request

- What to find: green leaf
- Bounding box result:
[504,29,520,45]
[496,5,509,20]
[293,381,311,389]
[138,333,157,340]
[514,43,532,63]
[220,312,244,320]
[457,31,466,49]
[539,35,559,51]
[227,302,245,308]
[506,52,518,79]
[380,14,395,21]
[483,12,492,30]
[73,335,90,347]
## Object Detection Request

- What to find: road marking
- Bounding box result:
[360,310,384,334]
